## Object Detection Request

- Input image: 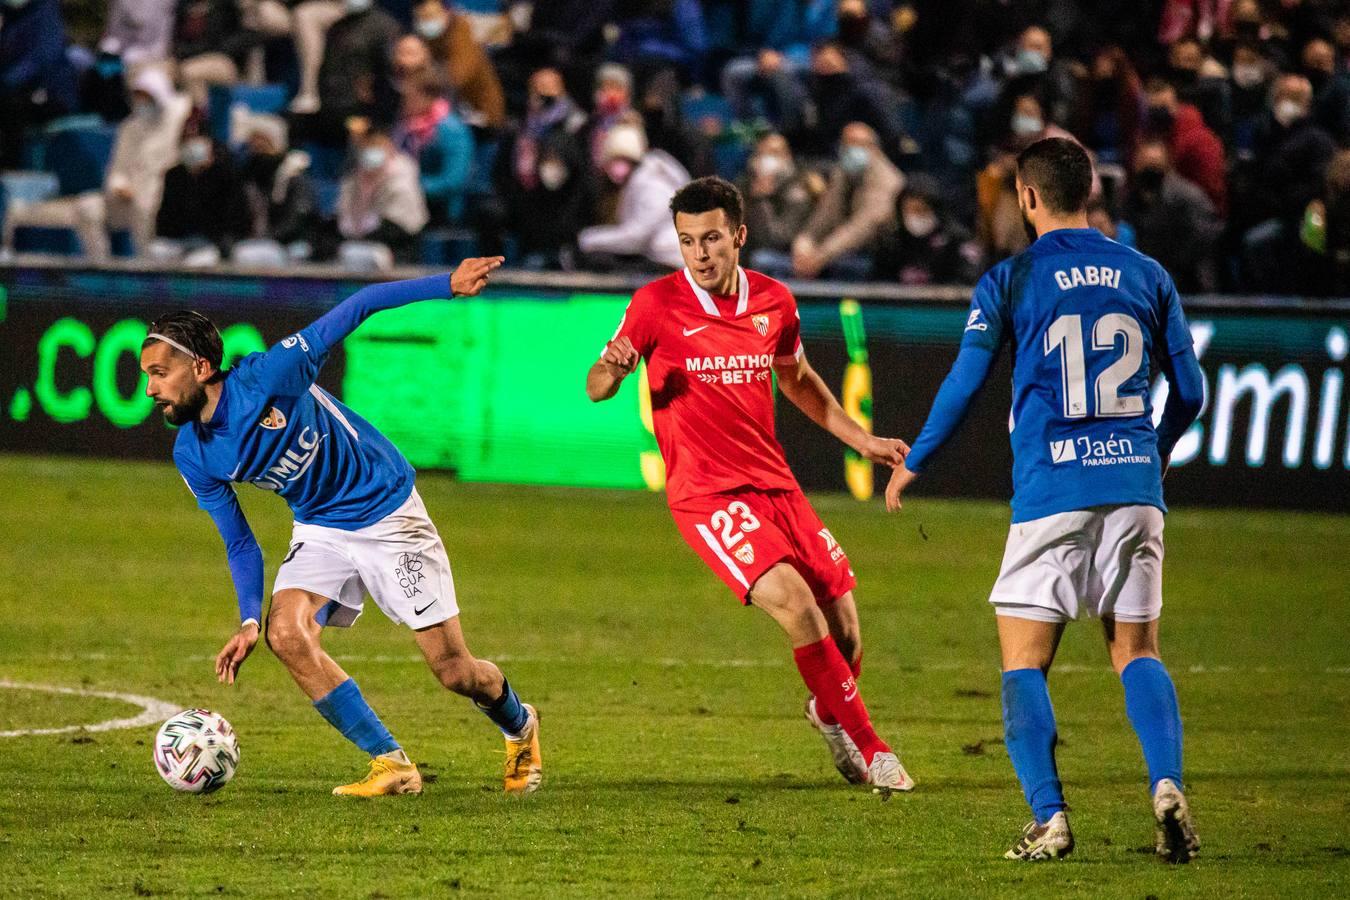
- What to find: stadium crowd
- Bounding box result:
[2,0,1350,293]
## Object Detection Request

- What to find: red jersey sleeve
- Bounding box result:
[773,288,804,366]
[603,285,659,359]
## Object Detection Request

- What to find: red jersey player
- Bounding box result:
[586,177,915,793]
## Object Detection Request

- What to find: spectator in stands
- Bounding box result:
[975,143,1031,262]
[1142,77,1227,214]
[410,0,506,130]
[100,0,176,72]
[797,41,905,160]
[715,0,833,129]
[638,68,713,178]
[738,132,817,276]
[1125,139,1220,292]
[1000,25,1078,129]
[237,114,318,249]
[1166,35,1232,139]
[1,68,190,259]
[873,173,982,286]
[1302,35,1350,144]
[576,123,688,271]
[1004,91,1077,146]
[154,132,250,263]
[1240,73,1337,290]
[791,121,904,279]
[0,0,79,168]
[608,0,708,86]
[172,0,257,108]
[1302,149,1350,296]
[588,64,637,172]
[1229,41,1274,155]
[1070,45,1143,167]
[286,0,345,114]
[393,70,473,226]
[490,0,616,112]
[336,120,428,264]
[303,0,400,142]
[835,0,903,79]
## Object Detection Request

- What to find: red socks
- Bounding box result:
[794,637,888,765]
[814,649,861,727]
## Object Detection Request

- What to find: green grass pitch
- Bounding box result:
[1,454,1347,898]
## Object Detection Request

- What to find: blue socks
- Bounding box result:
[1002,668,1067,824]
[313,678,400,757]
[476,677,530,736]
[1121,657,1184,792]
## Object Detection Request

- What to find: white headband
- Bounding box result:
[146,332,201,360]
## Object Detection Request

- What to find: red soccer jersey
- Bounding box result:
[608,266,804,507]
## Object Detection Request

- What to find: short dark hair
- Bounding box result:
[143,310,224,370]
[669,176,744,229]
[1016,137,1093,214]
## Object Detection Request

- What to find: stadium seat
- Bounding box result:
[44,124,117,196]
[338,241,395,271]
[207,84,291,145]
[232,238,289,268]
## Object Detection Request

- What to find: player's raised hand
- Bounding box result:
[601,336,640,374]
[860,435,909,467]
[214,622,260,685]
[450,256,505,298]
[885,463,918,513]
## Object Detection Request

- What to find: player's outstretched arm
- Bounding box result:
[773,353,908,466]
[586,336,640,402]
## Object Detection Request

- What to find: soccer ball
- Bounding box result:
[153,709,240,794]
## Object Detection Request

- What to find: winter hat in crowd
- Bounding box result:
[601,123,647,164]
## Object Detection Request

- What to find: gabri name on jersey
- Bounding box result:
[1054,266,1122,290]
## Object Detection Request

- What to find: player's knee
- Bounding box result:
[432,656,479,695]
[265,616,310,662]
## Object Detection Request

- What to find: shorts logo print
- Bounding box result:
[394,552,425,598]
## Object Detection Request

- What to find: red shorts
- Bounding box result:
[670,488,857,605]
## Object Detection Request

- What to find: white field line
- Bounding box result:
[13,654,1350,675]
[0,679,180,739]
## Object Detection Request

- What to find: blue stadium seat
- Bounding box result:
[44,124,117,195]
[207,84,291,144]
[312,176,341,218]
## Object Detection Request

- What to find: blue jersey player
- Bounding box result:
[138,259,545,798]
[885,140,1206,862]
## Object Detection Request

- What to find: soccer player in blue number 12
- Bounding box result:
[138,257,545,798]
[885,139,1206,862]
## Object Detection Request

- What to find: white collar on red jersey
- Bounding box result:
[682,265,748,317]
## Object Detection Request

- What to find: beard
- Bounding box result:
[1019,206,1038,244]
[159,387,207,426]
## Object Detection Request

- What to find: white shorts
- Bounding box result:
[989,504,1164,624]
[273,488,459,629]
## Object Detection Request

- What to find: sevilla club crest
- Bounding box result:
[733,542,755,565]
[752,314,770,336]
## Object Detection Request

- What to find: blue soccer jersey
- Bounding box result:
[905,228,1203,523]
[162,274,453,624]
[173,331,414,530]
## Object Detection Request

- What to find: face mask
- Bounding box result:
[1145,106,1175,133]
[3,0,31,8]
[132,98,158,118]
[1232,63,1265,89]
[1011,113,1043,137]
[604,158,633,184]
[1135,166,1165,193]
[346,0,372,13]
[414,18,446,40]
[1274,98,1306,127]
[359,146,388,171]
[595,90,626,116]
[752,153,788,179]
[1015,48,1048,75]
[538,159,568,191]
[903,212,938,238]
[840,145,870,175]
[181,138,211,169]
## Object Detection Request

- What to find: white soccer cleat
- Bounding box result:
[803,696,868,784]
[1152,778,1200,863]
[1004,810,1074,860]
[866,750,915,795]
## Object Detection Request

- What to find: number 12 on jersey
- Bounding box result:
[1043,313,1146,419]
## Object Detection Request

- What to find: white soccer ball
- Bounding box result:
[153,709,240,794]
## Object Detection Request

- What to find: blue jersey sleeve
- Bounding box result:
[237,273,454,397]
[175,450,264,624]
[1156,272,1194,358]
[904,273,1008,474]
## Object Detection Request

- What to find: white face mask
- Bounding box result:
[415,18,446,40]
[1274,98,1306,127]
[538,159,568,191]
[359,145,388,171]
[752,153,788,179]
[903,211,938,238]
[1011,113,1043,136]
[1232,63,1265,89]
[346,0,372,13]
[181,137,211,169]
[840,145,870,175]
[132,98,158,118]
